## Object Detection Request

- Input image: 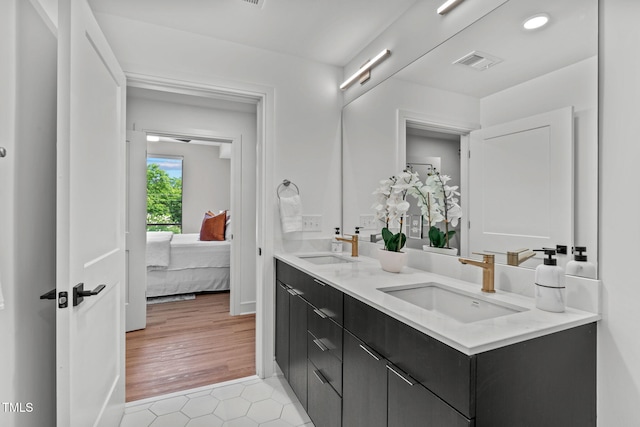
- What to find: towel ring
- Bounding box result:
[277,179,300,200]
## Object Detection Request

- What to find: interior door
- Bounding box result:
[57,0,126,425]
[469,107,573,257]
[126,130,147,331]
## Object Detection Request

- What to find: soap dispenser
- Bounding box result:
[566,246,596,279]
[534,249,566,312]
[331,227,342,253]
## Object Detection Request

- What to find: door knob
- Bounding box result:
[73,283,106,306]
[40,289,68,308]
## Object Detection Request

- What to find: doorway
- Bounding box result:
[124,85,261,401]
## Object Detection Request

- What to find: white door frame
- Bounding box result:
[397,109,480,258]
[126,72,276,379]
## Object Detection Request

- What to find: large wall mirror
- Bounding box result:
[342,0,598,275]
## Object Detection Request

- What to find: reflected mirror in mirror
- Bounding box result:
[342,0,597,277]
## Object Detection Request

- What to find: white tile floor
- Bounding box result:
[120,375,315,427]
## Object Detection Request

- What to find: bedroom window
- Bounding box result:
[146,155,183,233]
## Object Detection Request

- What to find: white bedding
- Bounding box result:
[146,231,173,269]
[145,232,231,297]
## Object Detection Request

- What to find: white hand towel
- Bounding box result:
[279,194,303,233]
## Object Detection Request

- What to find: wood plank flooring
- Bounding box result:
[125,292,256,402]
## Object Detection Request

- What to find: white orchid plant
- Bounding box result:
[372,170,420,252]
[408,169,462,249]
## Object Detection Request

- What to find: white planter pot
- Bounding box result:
[422,246,458,256]
[377,248,407,273]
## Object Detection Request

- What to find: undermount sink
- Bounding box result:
[298,254,356,265]
[379,282,527,323]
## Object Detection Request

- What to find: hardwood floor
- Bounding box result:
[125,292,256,402]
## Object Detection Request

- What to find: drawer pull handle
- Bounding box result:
[313,278,327,287]
[313,369,329,384]
[278,283,288,291]
[313,338,329,352]
[386,364,416,386]
[287,288,299,296]
[313,308,328,319]
[359,344,381,361]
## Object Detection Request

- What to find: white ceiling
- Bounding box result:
[88,0,420,67]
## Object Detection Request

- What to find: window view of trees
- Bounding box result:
[146,157,183,233]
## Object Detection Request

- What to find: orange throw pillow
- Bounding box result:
[200,211,226,241]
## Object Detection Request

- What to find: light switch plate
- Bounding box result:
[302,215,322,232]
[359,214,377,229]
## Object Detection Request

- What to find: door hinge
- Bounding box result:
[258,247,262,256]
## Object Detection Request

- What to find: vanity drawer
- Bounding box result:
[304,275,343,326]
[308,303,343,360]
[276,259,312,296]
[344,294,387,354]
[308,360,342,427]
[307,330,342,395]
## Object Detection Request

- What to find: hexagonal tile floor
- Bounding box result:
[120,375,314,427]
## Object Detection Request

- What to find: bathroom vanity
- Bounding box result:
[274,254,598,427]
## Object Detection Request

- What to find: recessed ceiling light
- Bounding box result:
[146,135,160,142]
[523,13,550,30]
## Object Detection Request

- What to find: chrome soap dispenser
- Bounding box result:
[534,249,566,312]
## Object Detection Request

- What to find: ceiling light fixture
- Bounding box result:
[146,135,160,142]
[339,49,391,90]
[437,0,465,15]
[523,13,550,30]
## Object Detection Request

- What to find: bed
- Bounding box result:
[146,232,231,297]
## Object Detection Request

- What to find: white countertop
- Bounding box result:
[275,252,601,356]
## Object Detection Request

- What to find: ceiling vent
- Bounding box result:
[453,51,503,71]
[241,0,265,8]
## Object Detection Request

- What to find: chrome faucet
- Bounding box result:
[336,233,359,257]
[459,253,495,293]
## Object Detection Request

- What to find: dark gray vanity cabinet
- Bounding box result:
[275,259,344,426]
[276,259,596,427]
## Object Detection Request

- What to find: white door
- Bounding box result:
[126,130,147,331]
[57,0,126,425]
[469,107,573,258]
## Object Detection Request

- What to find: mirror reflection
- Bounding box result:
[342,0,597,275]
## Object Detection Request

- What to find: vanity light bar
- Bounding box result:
[437,0,465,15]
[339,49,391,90]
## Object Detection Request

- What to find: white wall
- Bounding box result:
[0,1,57,426]
[146,141,231,234]
[598,1,640,425]
[481,56,598,267]
[95,13,343,244]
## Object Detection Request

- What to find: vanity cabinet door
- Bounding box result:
[387,363,472,427]
[275,281,290,379]
[289,293,309,409]
[342,331,387,427]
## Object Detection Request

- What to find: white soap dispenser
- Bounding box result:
[565,246,596,279]
[534,248,566,313]
[331,227,343,253]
